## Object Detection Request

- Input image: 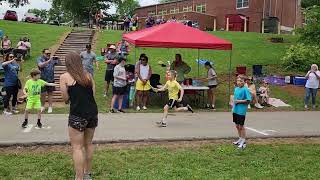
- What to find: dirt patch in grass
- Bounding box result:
[280,85,305,97]
[1,137,320,155]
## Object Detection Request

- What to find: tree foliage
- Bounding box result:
[297,5,320,45]
[301,0,320,8]
[114,0,140,17]
[50,0,112,21]
[0,0,29,7]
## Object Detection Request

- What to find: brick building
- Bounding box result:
[134,0,303,33]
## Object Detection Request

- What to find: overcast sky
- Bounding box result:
[0,0,158,20]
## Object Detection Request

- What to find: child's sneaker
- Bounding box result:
[238,142,247,150]
[255,103,264,109]
[12,107,19,114]
[48,107,53,114]
[248,104,251,109]
[109,109,116,113]
[233,138,241,145]
[21,121,28,128]
[3,110,13,116]
[142,106,147,110]
[187,104,194,113]
[304,105,308,109]
[160,122,167,127]
[136,106,141,111]
[211,105,216,110]
[37,122,43,129]
[118,109,125,113]
[84,173,93,180]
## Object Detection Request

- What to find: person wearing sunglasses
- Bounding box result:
[37,48,59,113]
[2,53,20,115]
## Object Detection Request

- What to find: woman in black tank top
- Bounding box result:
[60,52,98,180]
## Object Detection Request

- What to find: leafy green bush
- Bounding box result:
[282,43,320,71]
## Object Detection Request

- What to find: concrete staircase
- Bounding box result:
[53,30,95,102]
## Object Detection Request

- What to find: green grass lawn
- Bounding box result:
[1,142,320,179]
[0,20,71,80]
[1,21,313,113]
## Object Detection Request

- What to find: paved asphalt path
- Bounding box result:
[0,111,319,146]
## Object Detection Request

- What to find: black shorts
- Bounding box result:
[105,70,114,82]
[166,99,179,109]
[41,82,55,93]
[68,114,98,132]
[208,85,217,89]
[233,113,246,126]
[113,86,127,95]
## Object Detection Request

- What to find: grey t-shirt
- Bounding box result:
[113,64,127,87]
[80,51,96,75]
[105,52,118,70]
[208,68,218,86]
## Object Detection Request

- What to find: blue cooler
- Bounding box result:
[293,76,307,86]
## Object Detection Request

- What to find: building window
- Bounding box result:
[236,0,249,9]
[183,6,192,12]
[148,11,156,16]
[158,10,167,15]
[170,8,179,14]
[196,4,206,13]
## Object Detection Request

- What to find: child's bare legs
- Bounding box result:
[211,89,216,108]
[118,95,124,110]
[136,91,142,108]
[174,106,188,112]
[235,125,241,137]
[24,109,29,120]
[239,125,246,139]
[37,109,42,121]
[207,89,212,106]
[142,91,148,107]
[162,105,169,123]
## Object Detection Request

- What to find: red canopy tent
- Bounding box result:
[123,22,233,105]
[123,22,232,50]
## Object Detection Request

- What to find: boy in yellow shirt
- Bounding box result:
[22,69,56,128]
[153,70,193,127]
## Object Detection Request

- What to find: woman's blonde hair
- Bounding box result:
[311,64,318,70]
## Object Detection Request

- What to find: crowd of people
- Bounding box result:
[1,36,32,61]
[145,15,194,29]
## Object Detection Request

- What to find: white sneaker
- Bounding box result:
[233,138,241,145]
[237,139,246,149]
[103,94,107,97]
[136,106,141,111]
[304,105,308,109]
[142,106,147,110]
[238,142,247,150]
[41,107,45,113]
[255,103,264,109]
[248,104,251,109]
[12,108,19,114]
[48,107,53,114]
[3,111,13,116]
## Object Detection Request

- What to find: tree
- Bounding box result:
[50,0,112,22]
[27,9,48,22]
[114,0,140,17]
[301,0,320,8]
[297,5,320,45]
[0,0,29,7]
[159,0,177,3]
[47,0,72,24]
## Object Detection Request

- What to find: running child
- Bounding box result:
[22,69,56,128]
[232,76,252,149]
[153,70,193,127]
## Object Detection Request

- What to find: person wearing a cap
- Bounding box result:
[80,44,99,77]
[104,45,118,96]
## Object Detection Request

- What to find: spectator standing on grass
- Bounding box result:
[304,64,320,110]
[232,76,252,150]
[60,52,98,180]
[170,54,191,84]
[80,44,99,77]
[104,45,118,97]
[37,49,59,113]
[117,39,130,58]
[135,55,152,111]
[2,53,20,115]
[110,57,127,113]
